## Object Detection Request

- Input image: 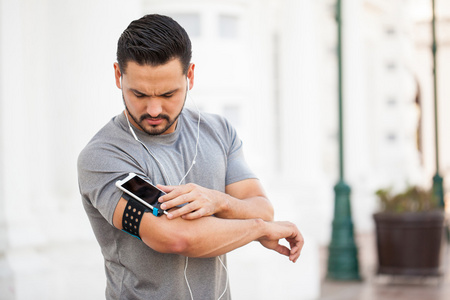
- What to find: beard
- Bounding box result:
[122,95,185,136]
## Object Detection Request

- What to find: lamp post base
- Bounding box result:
[432,173,445,208]
[326,181,361,281]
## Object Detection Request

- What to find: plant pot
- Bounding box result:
[373,210,445,276]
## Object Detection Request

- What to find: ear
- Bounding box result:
[114,62,122,89]
[187,63,195,90]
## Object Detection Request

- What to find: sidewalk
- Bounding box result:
[319,233,450,300]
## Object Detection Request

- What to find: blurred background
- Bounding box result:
[1,0,449,299]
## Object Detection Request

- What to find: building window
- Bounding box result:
[386,97,397,106]
[385,26,396,35]
[386,133,397,142]
[386,62,396,70]
[171,13,201,37]
[218,14,239,39]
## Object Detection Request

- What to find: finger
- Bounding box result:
[290,246,302,262]
[156,184,176,194]
[161,194,195,211]
[271,244,291,257]
[289,245,300,262]
[288,241,303,263]
[181,208,207,220]
[158,185,193,203]
[165,201,199,219]
[157,185,179,203]
[179,202,208,218]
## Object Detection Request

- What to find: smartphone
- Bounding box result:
[115,172,168,217]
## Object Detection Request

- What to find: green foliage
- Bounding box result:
[375,186,439,213]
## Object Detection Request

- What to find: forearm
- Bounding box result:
[141,213,265,258]
[215,194,274,221]
[219,179,274,221]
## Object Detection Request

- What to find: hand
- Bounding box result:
[258,221,304,263]
[157,183,226,220]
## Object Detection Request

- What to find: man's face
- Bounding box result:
[114,59,194,136]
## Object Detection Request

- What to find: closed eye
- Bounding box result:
[131,90,147,98]
[129,88,178,98]
[161,93,174,98]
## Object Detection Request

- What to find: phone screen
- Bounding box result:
[121,175,165,207]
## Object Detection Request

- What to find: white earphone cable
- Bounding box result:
[177,90,201,185]
[184,257,194,300]
[184,256,229,300]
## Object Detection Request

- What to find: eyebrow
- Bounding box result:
[130,88,179,97]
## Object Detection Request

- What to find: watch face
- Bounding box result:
[121,175,166,207]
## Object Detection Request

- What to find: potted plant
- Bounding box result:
[373,186,445,276]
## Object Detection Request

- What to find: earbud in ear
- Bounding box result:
[187,77,190,91]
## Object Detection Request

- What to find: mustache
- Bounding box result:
[139,114,170,122]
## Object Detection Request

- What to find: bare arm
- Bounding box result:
[113,197,302,261]
[157,179,274,221]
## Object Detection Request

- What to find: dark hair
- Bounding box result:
[117,14,192,75]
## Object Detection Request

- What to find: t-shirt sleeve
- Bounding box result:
[223,120,257,186]
[77,140,146,226]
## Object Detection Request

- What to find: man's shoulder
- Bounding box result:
[78,115,129,162]
[181,109,238,152]
[183,108,232,132]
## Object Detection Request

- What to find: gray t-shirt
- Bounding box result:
[78,108,256,299]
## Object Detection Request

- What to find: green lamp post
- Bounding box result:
[326,0,361,280]
[431,0,445,208]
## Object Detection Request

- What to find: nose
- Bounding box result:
[146,99,163,118]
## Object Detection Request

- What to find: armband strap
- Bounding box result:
[121,194,148,240]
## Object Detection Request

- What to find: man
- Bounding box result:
[78,14,303,299]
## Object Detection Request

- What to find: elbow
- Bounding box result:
[264,202,275,222]
[165,235,191,255]
[139,213,217,257]
[256,196,274,222]
[268,209,275,222]
[144,226,195,256]
[163,229,211,257]
[139,213,204,256]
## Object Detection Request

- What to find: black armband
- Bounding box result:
[121,193,149,240]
